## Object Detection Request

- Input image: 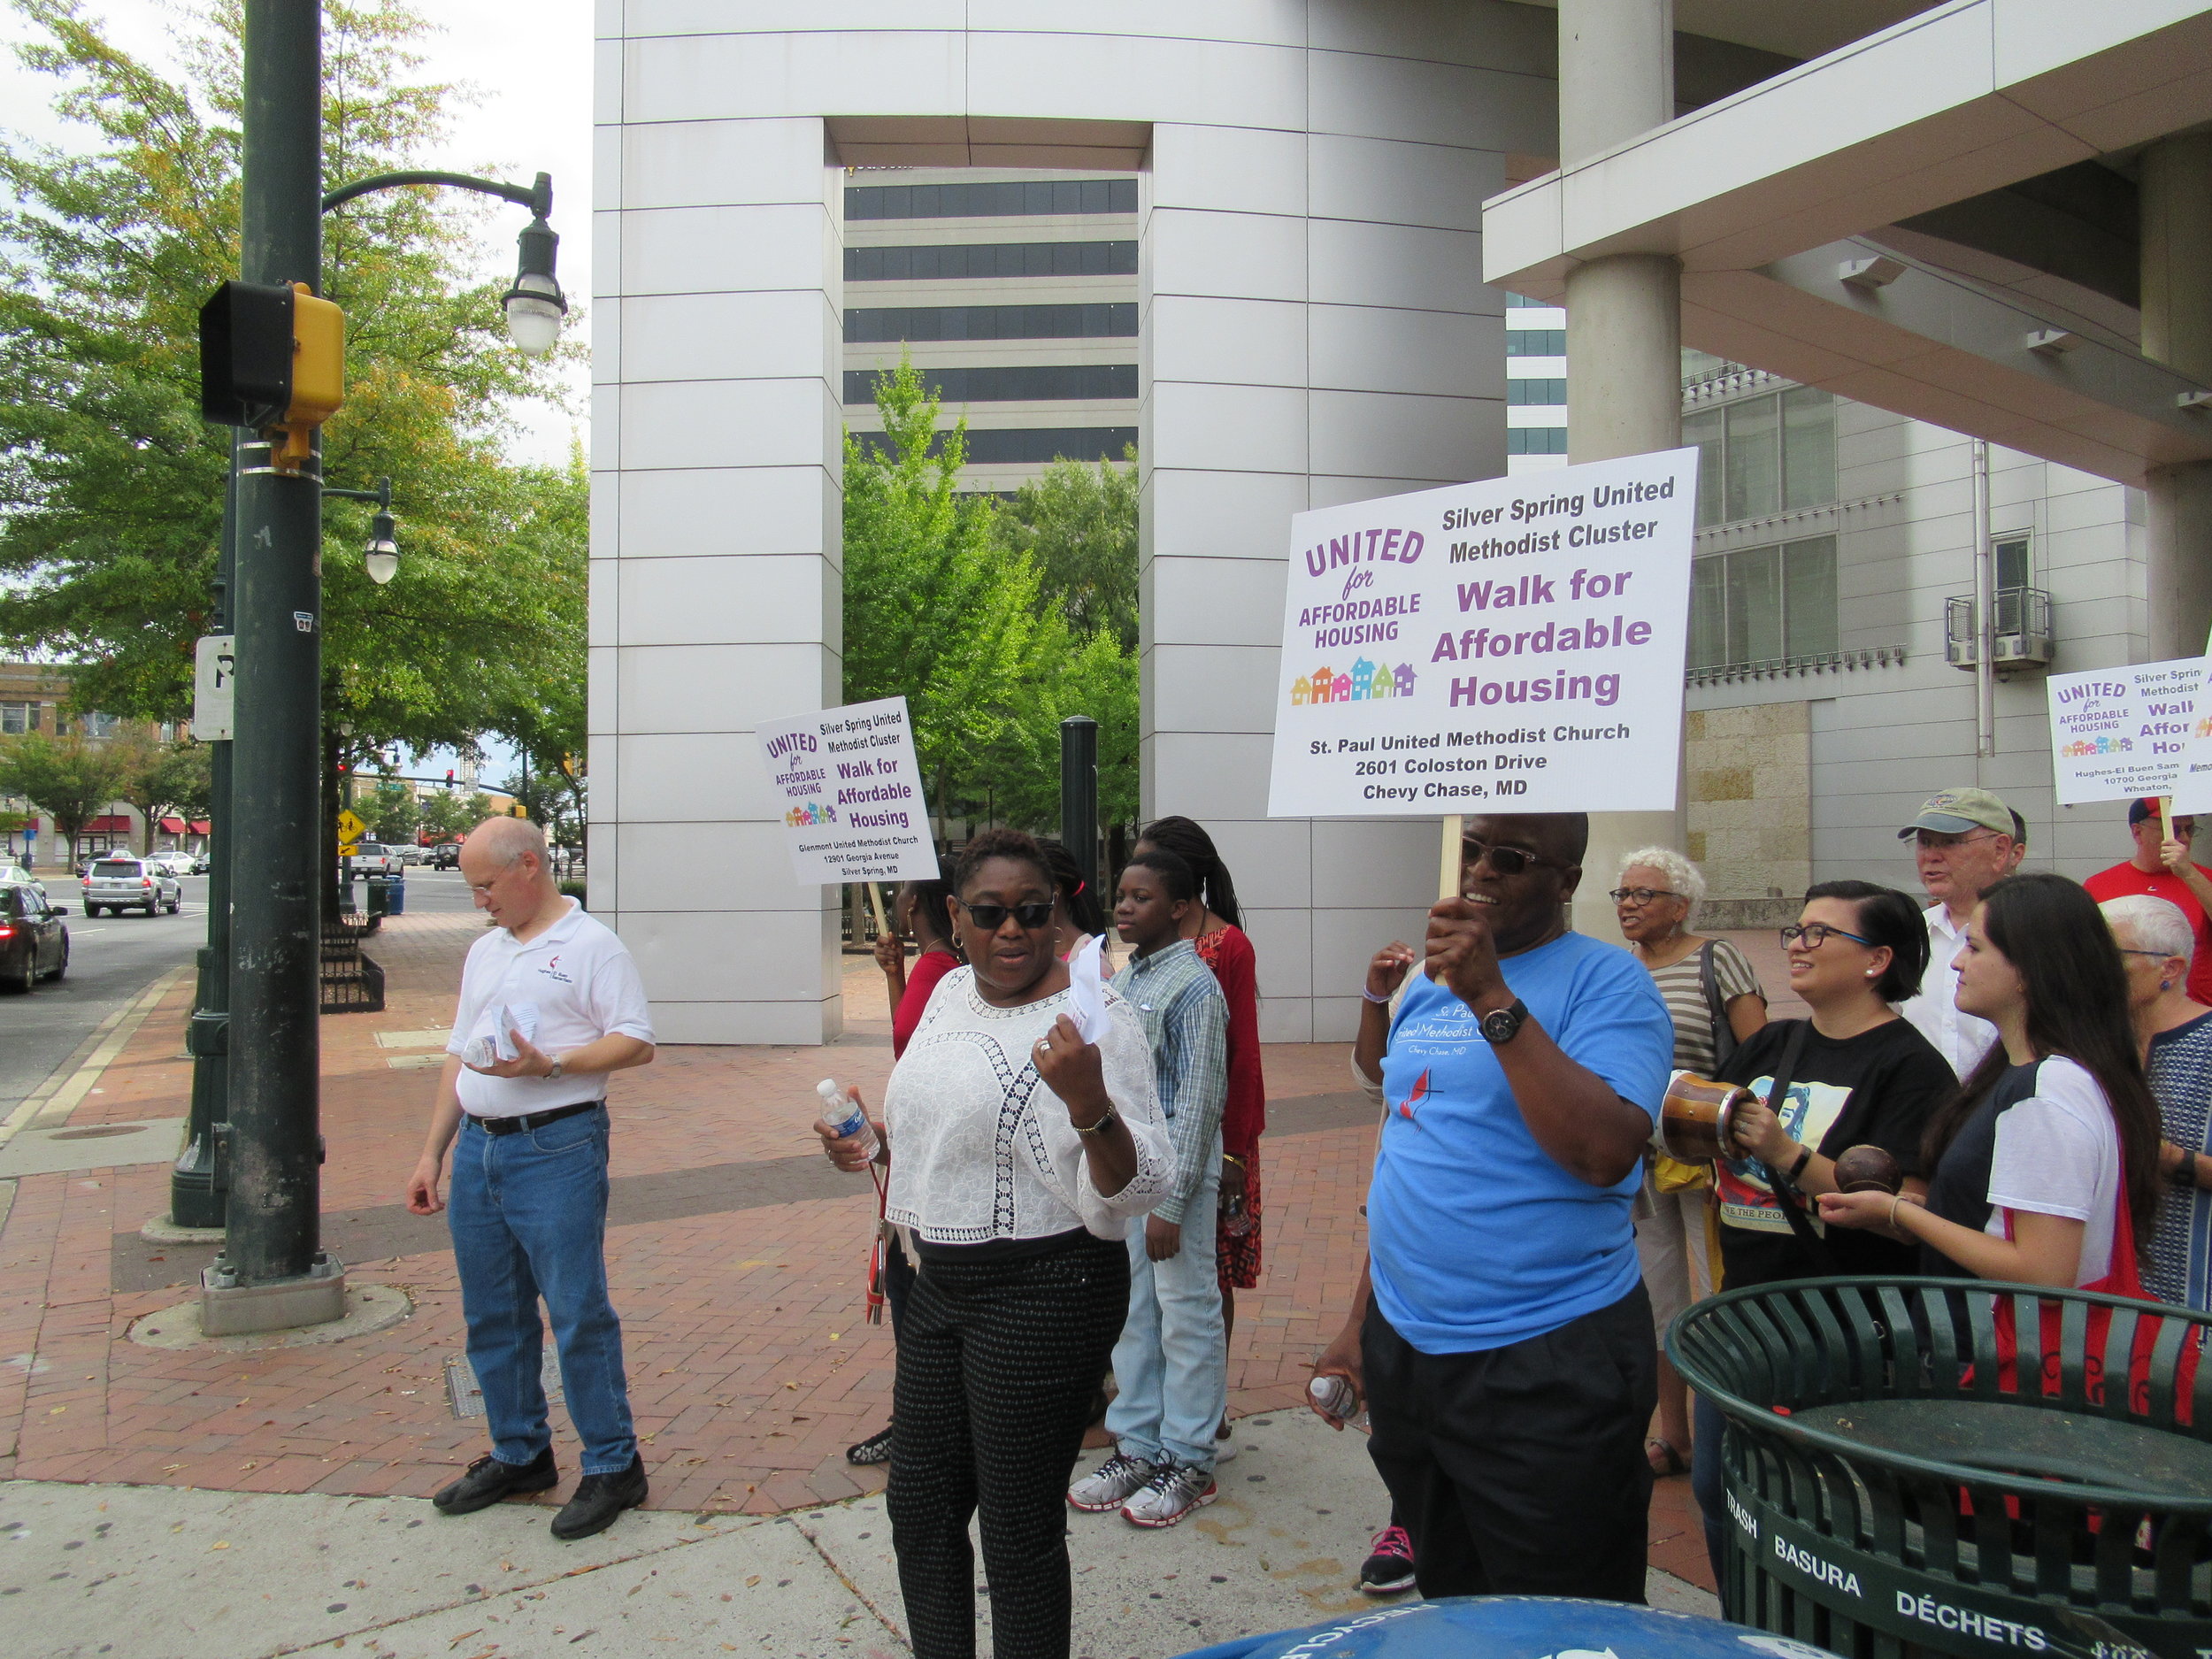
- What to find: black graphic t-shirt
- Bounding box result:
[1714,1017,1955,1288]
[1921,1061,2044,1279]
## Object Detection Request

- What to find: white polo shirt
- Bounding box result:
[1895,902,1997,1078]
[446,898,656,1119]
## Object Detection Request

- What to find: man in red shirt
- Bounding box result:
[2084,799,2212,1005]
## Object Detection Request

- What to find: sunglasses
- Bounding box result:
[956,897,1056,932]
[1462,838,1559,877]
[1778,922,1874,949]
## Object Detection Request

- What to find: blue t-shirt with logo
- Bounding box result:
[1369,930,1674,1353]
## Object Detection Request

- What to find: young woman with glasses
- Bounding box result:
[1610,847,1766,1479]
[814,827,1171,1659]
[1687,879,1954,1586]
[1820,872,2161,1300]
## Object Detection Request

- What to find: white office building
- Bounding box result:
[593,3,2212,1042]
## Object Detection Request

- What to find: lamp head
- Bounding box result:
[365,509,399,585]
[502,212,565,357]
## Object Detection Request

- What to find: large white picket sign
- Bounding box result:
[1266,450,1700,818]
[755,696,941,885]
[2045,657,2205,807]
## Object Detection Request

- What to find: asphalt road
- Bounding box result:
[0,866,486,1113]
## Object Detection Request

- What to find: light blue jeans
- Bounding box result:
[1107,1133,1225,1472]
[448,1106,638,1475]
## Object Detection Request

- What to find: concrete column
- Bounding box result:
[1559,0,1686,940]
[2141,133,2212,660]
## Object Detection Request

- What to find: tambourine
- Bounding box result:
[1658,1071,1754,1163]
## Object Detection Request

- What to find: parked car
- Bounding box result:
[81,856,182,917]
[144,849,196,879]
[0,879,67,991]
[430,841,461,870]
[395,844,431,866]
[348,841,404,878]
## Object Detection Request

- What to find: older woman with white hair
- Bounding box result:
[1613,846,1766,1476]
[2101,894,2212,1308]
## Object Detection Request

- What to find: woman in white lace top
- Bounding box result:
[815,828,1170,1659]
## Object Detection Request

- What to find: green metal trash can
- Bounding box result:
[364,875,391,918]
[1671,1278,2210,1659]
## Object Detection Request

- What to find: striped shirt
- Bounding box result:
[1646,939,1763,1074]
[2147,1010,2212,1310]
[1113,939,1230,1227]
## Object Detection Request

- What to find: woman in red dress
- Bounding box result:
[1134,816,1264,1452]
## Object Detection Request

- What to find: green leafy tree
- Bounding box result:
[995,449,1140,652]
[418,787,468,842]
[980,625,1140,833]
[0,1,585,830]
[109,729,213,849]
[0,732,126,867]
[843,360,1052,817]
[368,777,420,843]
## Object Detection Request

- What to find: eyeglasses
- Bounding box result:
[1609,887,1679,907]
[956,897,1056,932]
[1778,923,1874,949]
[2116,946,2176,961]
[1462,838,1558,878]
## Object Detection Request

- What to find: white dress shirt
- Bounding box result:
[1895,902,1997,1078]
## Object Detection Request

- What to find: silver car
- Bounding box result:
[82,856,183,917]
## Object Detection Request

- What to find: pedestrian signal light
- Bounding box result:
[198,280,346,471]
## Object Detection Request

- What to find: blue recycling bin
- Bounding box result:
[1177,1598,1841,1659]
[364,873,405,916]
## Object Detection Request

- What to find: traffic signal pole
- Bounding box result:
[202,0,344,1333]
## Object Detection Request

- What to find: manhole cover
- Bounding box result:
[444,1349,562,1419]
[50,1125,149,1141]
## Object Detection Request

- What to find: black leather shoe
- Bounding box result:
[550,1455,649,1540]
[433,1448,558,1515]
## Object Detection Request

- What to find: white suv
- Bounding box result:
[349,842,404,878]
[82,856,182,917]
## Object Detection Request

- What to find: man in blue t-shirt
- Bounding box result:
[1316,813,1674,1603]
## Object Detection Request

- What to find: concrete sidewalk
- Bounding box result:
[4,1408,1714,1659]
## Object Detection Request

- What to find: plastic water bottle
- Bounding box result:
[817,1078,878,1161]
[1308,1374,1358,1420]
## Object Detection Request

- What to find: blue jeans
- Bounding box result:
[1692,1390,1728,1602]
[1107,1135,1225,1472]
[448,1106,637,1475]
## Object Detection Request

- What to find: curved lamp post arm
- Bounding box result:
[322,169,551,219]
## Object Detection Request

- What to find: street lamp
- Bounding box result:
[326,476,396,583]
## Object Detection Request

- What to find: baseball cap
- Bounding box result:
[1897,787,2015,839]
[2129,797,2195,826]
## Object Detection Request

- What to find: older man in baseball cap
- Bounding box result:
[1893,788,2019,1075]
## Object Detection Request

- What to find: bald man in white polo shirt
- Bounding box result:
[406,817,657,1540]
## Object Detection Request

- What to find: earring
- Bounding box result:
[1865,969,1878,978]
[2162,980,2174,992]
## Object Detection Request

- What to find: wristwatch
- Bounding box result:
[1074,1103,1119,1138]
[545,1057,565,1082]
[1479,998,1527,1046]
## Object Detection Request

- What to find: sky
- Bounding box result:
[0,0,597,786]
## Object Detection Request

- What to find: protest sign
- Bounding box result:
[2169,662,2212,814]
[755,695,940,884]
[1265,449,1700,819]
[2046,656,2205,806]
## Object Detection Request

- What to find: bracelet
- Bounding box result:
[1362,987,1392,1004]
[1222,1153,1246,1169]
[1073,1104,1119,1139]
[1888,1194,1906,1233]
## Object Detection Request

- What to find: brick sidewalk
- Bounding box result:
[0,917,1716,1592]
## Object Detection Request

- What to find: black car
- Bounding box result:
[430,842,461,870]
[0,881,67,992]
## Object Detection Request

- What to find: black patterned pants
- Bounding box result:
[887,1232,1129,1659]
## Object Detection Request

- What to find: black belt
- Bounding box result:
[467,1101,601,1136]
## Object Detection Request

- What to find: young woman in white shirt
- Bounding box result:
[1820,872,2162,1295]
[814,827,1171,1659]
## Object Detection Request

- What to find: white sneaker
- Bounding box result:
[1068,1452,1156,1512]
[1120,1462,1217,1528]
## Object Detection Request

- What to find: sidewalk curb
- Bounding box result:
[0,964,190,1147]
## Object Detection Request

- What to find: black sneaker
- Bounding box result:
[432,1448,558,1515]
[1359,1524,1417,1594]
[551,1454,649,1540]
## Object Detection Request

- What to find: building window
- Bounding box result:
[1679,387,1834,527]
[1508,427,1569,455]
[1505,329,1566,357]
[81,711,119,738]
[1507,379,1566,406]
[845,303,1138,343]
[844,241,1139,281]
[845,365,1137,405]
[845,178,1137,220]
[852,426,1138,465]
[0,703,33,735]
[1505,292,1551,308]
[1994,534,2032,590]
[1688,536,1838,670]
